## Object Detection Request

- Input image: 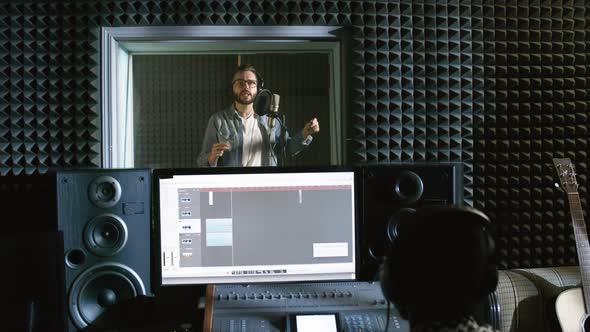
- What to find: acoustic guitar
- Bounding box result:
[553,158,590,332]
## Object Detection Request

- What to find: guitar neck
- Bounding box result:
[568,192,590,313]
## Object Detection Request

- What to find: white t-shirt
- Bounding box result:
[241,113,263,166]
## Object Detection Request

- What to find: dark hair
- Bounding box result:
[380,206,498,323]
[232,64,263,88]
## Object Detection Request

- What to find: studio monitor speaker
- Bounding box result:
[0,168,152,332]
[56,169,151,331]
[358,163,463,280]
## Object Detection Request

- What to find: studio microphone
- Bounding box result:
[268,93,280,128]
[254,89,280,128]
[254,89,272,117]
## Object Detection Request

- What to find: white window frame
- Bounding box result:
[101,26,346,168]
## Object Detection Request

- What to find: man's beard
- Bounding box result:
[234,91,255,105]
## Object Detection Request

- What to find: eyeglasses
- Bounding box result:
[232,79,258,88]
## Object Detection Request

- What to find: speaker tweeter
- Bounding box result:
[88,175,122,208]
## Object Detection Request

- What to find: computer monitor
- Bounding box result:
[153,167,358,286]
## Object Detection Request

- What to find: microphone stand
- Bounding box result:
[275,113,288,167]
[256,89,288,166]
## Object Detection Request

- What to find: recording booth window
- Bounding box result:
[101,26,348,169]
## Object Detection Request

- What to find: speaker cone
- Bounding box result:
[386,207,416,243]
[68,263,146,330]
[393,170,424,204]
[84,214,128,257]
[88,176,122,208]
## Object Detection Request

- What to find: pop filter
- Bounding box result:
[254,89,272,117]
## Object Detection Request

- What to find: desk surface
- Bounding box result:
[203,285,216,332]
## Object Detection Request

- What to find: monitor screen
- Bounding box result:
[153,167,358,285]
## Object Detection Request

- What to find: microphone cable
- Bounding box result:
[384,300,392,332]
[270,115,289,167]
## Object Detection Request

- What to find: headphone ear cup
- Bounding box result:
[480,265,499,297]
[478,232,498,297]
[379,244,413,320]
[379,255,393,301]
[255,72,264,89]
[379,249,404,303]
[379,210,415,308]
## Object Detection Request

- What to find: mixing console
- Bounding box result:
[210,281,409,332]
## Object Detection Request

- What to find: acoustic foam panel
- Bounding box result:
[1,0,589,269]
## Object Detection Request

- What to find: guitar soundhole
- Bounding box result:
[582,314,590,332]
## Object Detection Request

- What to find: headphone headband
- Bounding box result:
[233,64,264,89]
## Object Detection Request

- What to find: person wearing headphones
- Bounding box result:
[196,64,320,167]
[379,205,500,332]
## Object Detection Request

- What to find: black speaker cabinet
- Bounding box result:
[0,168,151,332]
[358,163,463,280]
[56,169,151,331]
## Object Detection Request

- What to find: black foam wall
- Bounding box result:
[1,1,588,269]
[476,1,589,269]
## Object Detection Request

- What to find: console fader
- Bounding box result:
[210,281,409,332]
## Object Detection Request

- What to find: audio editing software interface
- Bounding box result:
[157,171,356,285]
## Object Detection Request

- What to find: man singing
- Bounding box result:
[196,64,319,167]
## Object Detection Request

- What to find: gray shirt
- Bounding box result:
[196,106,312,167]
